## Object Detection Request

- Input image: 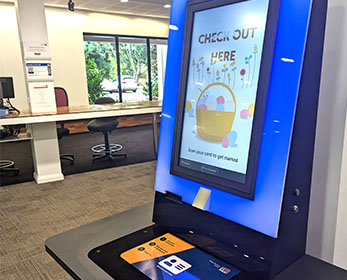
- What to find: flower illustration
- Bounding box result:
[211,59,217,82]
[199,57,205,82]
[231,64,237,89]
[206,67,211,82]
[192,59,196,84]
[222,64,229,83]
[240,69,246,90]
[196,63,201,83]
[216,70,221,81]
[227,73,231,86]
[252,44,259,87]
[245,55,253,88]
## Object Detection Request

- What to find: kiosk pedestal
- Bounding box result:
[46,0,347,279]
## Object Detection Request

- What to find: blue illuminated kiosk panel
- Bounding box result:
[88,0,328,279]
[154,0,327,278]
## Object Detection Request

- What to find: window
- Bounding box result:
[119,37,148,102]
[84,34,168,104]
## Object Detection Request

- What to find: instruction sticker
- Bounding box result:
[26,62,52,80]
[121,233,240,279]
[23,41,50,59]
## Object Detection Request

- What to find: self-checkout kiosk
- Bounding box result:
[88,0,330,279]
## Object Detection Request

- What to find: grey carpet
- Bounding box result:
[0,161,156,280]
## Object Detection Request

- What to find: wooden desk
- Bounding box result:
[0,101,162,184]
[0,101,162,125]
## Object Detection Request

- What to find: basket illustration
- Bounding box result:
[196,83,236,142]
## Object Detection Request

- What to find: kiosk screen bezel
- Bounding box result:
[170,0,281,200]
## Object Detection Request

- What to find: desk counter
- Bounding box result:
[0,101,162,184]
[0,101,162,126]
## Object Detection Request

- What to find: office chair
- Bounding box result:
[54,87,74,164]
[0,160,19,176]
[87,97,126,162]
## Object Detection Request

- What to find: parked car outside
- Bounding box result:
[102,75,138,93]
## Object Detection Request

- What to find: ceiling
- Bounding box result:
[45,0,171,18]
[0,0,171,18]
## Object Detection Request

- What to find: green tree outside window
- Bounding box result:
[85,54,106,104]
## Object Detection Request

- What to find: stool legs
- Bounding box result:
[0,160,19,176]
[60,154,74,164]
[92,131,126,162]
[104,130,110,151]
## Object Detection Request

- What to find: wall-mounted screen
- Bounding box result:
[171,0,279,200]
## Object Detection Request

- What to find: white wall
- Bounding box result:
[0,2,28,109]
[307,0,347,268]
[0,2,169,109]
[334,108,347,269]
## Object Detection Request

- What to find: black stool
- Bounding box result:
[87,97,126,162]
[57,126,75,164]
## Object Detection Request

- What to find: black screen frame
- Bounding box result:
[170,0,281,200]
[0,77,15,99]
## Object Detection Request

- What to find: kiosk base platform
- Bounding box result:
[88,225,246,280]
[45,204,347,280]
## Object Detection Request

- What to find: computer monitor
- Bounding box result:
[0,77,15,99]
[170,0,278,200]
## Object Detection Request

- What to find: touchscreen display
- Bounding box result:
[121,233,240,280]
[177,0,270,187]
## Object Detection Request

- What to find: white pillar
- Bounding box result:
[157,45,167,101]
[31,122,64,184]
[15,0,56,113]
[15,0,63,183]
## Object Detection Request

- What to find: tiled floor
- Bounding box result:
[0,161,156,280]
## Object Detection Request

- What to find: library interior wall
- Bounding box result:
[0,2,169,109]
[0,3,28,110]
[334,108,347,269]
